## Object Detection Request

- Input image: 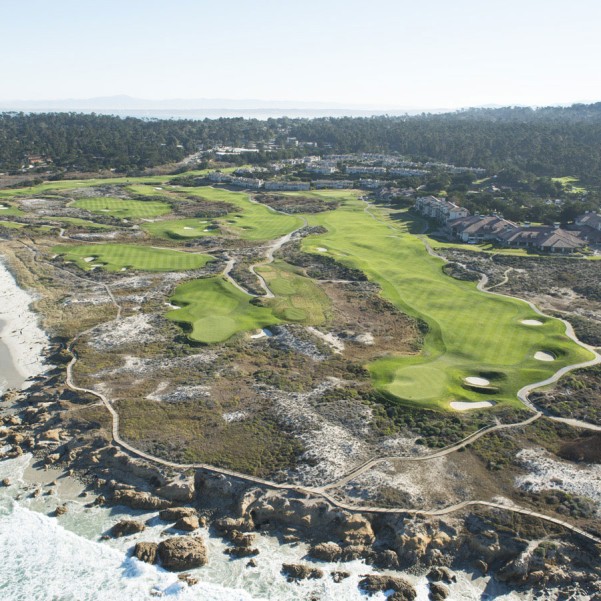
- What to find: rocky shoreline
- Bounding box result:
[0,256,600,599]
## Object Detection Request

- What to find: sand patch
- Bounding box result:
[451,401,495,411]
[464,376,490,386]
[307,327,345,353]
[316,247,328,252]
[522,319,543,326]
[183,227,195,230]
[250,330,266,339]
[534,351,555,361]
[83,257,96,263]
[0,205,8,210]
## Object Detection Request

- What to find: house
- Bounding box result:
[389,168,428,177]
[498,225,585,253]
[414,196,470,224]
[312,180,354,189]
[264,181,311,191]
[575,212,601,232]
[448,215,518,243]
[346,166,387,176]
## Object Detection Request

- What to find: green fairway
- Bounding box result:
[0,220,26,229]
[143,218,219,240]
[0,202,25,216]
[257,260,330,324]
[303,193,594,409]
[185,186,302,240]
[52,243,213,272]
[72,197,171,219]
[167,276,282,343]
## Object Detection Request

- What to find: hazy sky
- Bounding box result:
[2,0,600,108]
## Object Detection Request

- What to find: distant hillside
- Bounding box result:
[1,104,601,180]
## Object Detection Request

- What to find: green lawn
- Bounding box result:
[257,260,330,324]
[184,186,303,240]
[167,276,282,343]
[303,193,594,410]
[552,176,587,194]
[52,243,213,272]
[72,197,171,219]
[143,218,219,240]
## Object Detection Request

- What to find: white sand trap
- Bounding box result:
[83,257,96,263]
[120,267,127,272]
[451,401,495,411]
[0,205,8,210]
[316,247,328,252]
[250,330,267,339]
[203,228,212,232]
[154,187,163,190]
[100,209,111,212]
[183,227,195,230]
[522,319,543,326]
[535,351,555,361]
[464,376,490,387]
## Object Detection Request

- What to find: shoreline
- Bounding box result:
[0,258,49,390]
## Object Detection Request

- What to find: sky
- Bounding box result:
[2,0,601,109]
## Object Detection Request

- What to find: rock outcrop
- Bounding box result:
[358,575,416,600]
[134,542,158,565]
[112,489,172,510]
[281,563,324,582]
[110,519,146,538]
[159,507,197,522]
[174,516,200,532]
[157,537,208,571]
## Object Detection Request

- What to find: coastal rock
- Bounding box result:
[54,504,68,516]
[358,575,416,600]
[309,542,342,561]
[174,516,200,532]
[331,571,351,583]
[213,517,254,535]
[230,531,255,548]
[158,507,197,522]
[156,475,194,503]
[427,567,456,584]
[246,559,258,568]
[473,560,488,574]
[45,453,61,465]
[177,573,199,587]
[225,546,260,558]
[374,549,400,569]
[281,563,324,582]
[1,478,11,487]
[429,582,449,601]
[112,489,172,510]
[110,520,146,538]
[157,536,208,571]
[134,542,158,564]
[42,428,63,442]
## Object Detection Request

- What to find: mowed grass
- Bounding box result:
[52,243,213,272]
[167,276,282,343]
[184,186,302,240]
[303,193,594,409]
[72,197,171,219]
[143,218,219,240]
[0,220,26,229]
[257,260,330,324]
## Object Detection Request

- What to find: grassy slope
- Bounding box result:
[257,260,330,324]
[143,218,219,240]
[72,197,171,219]
[303,193,594,409]
[184,187,302,241]
[167,276,282,343]
[52,243,213,272]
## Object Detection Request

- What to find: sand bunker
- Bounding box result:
[522,319,543,326]
[83,257,96,263]
[534,351,555,361]
[316,247,328,252]
[464,376,490,387]
[183,227,195,230]
[451,401,495,411]
[0,205,8,210]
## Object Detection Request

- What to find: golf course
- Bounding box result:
[52,243,213,272]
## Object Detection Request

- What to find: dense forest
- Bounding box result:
[2,104,601,181]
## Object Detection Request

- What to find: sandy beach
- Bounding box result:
[0,258,48,390]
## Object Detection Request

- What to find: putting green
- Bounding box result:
[257,260,330,324]
[184,187,302,241]
[303,193,594,409]
[72,197,171,219]
[143,218,219,240]
[167,277,282,343]
[52,243,213,272]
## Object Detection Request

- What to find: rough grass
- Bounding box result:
[303,193,594,410]
[47,216,114,230]
[52,243,213,272]
[143,218,219,240]
[257,260,330,324]
[0,220,26,229]
[72,197,171,219]
[167,276,282,343]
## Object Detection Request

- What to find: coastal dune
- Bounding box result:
[0,258,48,393]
